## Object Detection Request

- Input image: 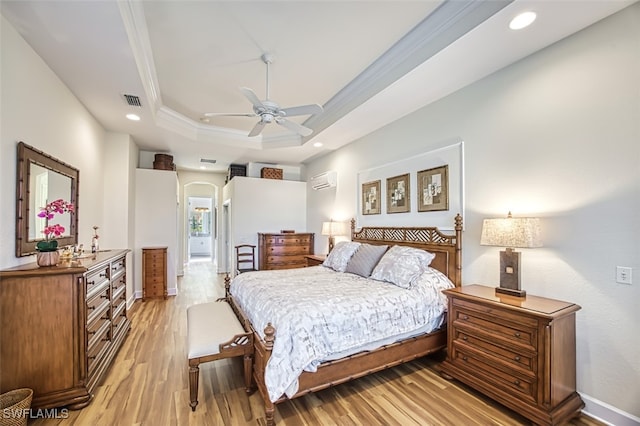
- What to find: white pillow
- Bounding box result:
[370,245,436,289]
[322,241,361,272]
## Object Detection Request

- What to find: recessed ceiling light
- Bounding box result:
[509,11,536,30]
[126,113,140,121]
[313,142,323,148]
[200,166,206,170]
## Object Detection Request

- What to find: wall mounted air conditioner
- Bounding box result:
[310,170,337,190]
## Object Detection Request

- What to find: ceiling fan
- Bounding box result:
[204,53,323,137]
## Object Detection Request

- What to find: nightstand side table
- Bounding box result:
[440,284,584,426]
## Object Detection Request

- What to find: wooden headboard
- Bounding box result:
[351,214,462,287]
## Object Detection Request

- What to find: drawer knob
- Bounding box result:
[514,332,521,338]
[88,330,96,336]
[87,306,95,311]
[514,380,521,386]
[462,335,468,341]
[515,356,521,361]
[462,315,469,320]
[462,356,468,361]
[100,272,107,278]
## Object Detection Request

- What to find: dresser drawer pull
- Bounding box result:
[462,335,468,341]
[88,355,97,360]
[514,356,521,361]
[462,315,469,320]
[88,330,96,336]
[514,332,521,338]
[514,380,521,386]
[100,294,109,299]
[462,356,468,361]
[100,272,107,278]
[87,306,95,311]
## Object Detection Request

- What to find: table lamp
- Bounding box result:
[321,220,347,253]
[480,212,542,297]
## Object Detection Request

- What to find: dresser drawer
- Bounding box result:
[87,320,111,374]
[266,245,311,256]
[275,236,312,245]
[110,256,126,280]
[86,266,110,299]
[452,345,537,404]
[87,286,110,325]
[268,260,307,269]
[451,306,537,353]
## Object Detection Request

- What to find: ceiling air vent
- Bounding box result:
[200,158,217,164]
[122,94,142,107]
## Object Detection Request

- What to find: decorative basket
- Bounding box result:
[0,388,33,426]
[261,167,283,180]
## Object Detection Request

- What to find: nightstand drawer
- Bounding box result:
[453,330,535,373]
[453,345,537,404]
[452,306,537,352]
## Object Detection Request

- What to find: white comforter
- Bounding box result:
[229,265,453,402]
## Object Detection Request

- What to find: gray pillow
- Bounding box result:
[323,241,361,272]
[344,244,389,277]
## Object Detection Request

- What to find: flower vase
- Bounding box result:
[37,250,60,267]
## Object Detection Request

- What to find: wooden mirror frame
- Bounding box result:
[16,142,79,257]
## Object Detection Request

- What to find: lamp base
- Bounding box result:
[495,286,526,297]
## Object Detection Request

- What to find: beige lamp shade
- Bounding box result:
[321,221,348,237]
[480,215,542,249]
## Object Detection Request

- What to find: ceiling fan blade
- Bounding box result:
[276,118,313,137]
[248,121,267,137]
[279,104,323,117]
[240,87,265,109]
[203,112,256,117]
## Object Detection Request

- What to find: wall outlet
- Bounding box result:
[616,266,632,285]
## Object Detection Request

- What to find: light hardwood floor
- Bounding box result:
[31,261,603,425]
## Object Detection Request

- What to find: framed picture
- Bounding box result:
[386,173,410,214]
[417,165,449,212]
[362,180,381,215]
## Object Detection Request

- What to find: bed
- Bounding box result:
[224,215,462,425]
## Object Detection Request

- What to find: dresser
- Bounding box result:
[258,233,314,270]
[0,250,131,409]
[440,285,584,425]
[142,247,168,300]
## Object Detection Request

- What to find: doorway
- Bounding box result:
[187,197,214,263]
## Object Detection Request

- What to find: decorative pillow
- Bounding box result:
[370,245,436,289]
[344,244,389,278]
[322,241,361,272]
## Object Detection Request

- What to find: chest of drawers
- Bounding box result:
[0,250,131,409]
[440,285,583,425]
[258,233,314,270]
[142,247,167,300]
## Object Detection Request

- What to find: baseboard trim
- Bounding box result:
[581,393,640,426]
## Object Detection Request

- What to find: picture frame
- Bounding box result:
[362,180,381,215]
[386,173,410,214]
[417,165,449,212]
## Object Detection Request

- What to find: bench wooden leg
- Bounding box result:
[243,353,253,393]
[189,362,200,411]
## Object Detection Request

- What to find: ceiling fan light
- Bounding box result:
[509,11,536,30]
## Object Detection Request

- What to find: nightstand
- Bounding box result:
[440,285,584,426]
[304,254,326,267]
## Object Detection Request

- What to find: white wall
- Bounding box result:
[306,4,640,422]
[0,16,107,269]
[224,176,307,271]
[103,133,138,307]
[134,169,179,297]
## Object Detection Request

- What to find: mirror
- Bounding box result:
[16,142,79,257]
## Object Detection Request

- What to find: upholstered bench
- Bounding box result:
[187,301,253,411]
